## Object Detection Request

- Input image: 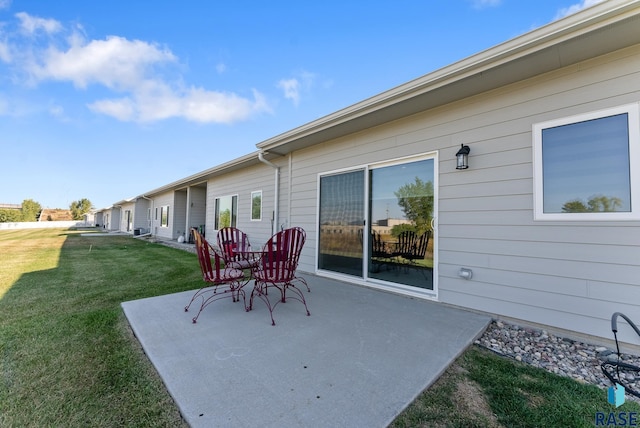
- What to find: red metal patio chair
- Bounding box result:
[184,228,247,323]
[249,227,310,325]
[217,227,259,271]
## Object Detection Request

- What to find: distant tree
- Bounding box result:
[587,195,623,212]
[251,193,262,220]
[69,198,93,220]
[218,209,231,228]
[21,199,42,222]
[561,199,588,213]
[0,209,22,222]
[394,177,434,235]
[562,195,623,213]
[390,223,416,238]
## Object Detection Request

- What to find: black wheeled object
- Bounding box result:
[601,312,640,399]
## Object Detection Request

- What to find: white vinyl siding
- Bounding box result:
[119,202,135,232]
[173,190,187,239]
[206,163,286,245]
[134,198,151,231]
[188,186,207,234]
[287,43,640,342]
[152,192,174,239]
[109,208,120,232]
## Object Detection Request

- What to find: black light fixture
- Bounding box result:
[455,144,470,170]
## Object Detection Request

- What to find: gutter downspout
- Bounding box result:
[258,152,279,236]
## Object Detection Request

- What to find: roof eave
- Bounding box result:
[138,151,263,199]
[257,0,640,155]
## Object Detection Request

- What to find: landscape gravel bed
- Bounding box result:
[475,320,640,400]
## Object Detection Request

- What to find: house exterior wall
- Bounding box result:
[173,190,188,240]
[134,198,151,232]
[108,207,120,231]
[152,191,174,239]
[287,43,640,342]
[119,202,135,233]
[188,186,207,235]
[205,160,287,247]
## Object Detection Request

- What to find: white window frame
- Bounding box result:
[160,205,169,227]
[533,103,640,221]
[214,194,238,230]
[250,190,262,221]
[124,210,132,232]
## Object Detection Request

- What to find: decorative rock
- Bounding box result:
[474,320,640,402]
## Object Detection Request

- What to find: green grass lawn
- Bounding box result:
[392,345,640,427]
[1,228,637,427]
[0,228,195,427]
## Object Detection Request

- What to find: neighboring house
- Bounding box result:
[115,199,136,233]
[95,206,121,231]
[133,197,152,235]
[106,1,640,344]
[83,210,96,226]
[106,197,154,235]
[140,152,271,243]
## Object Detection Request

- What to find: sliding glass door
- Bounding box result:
[369,158,435,290]
[318,170,365,277]
[318,155,436,292]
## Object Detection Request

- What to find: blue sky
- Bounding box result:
[0,0,604,209]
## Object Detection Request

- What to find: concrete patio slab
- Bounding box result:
[121,275,491,427]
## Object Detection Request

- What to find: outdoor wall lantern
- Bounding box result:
[455,144,471,170]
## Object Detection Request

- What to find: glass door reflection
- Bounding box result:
[368,159,434,290]
[318,170,365,277]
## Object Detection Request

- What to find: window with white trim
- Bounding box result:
[124,210,132,231]
[160,205,169,227]
[533,104,640,220]
[215,195,237,229]
[251,191,262,221]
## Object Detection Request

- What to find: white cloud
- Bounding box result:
[471,0,502,9]
[0,0,11,10]
[216,62,227,74]
[180,87,269,123]
[277,70,316,106]
[29,35,176,90]
[16,12,62,35]
[554,0,606,20]
[48,103,65,119]
[88,81,270,123]
[3,13,272,124]
[277,78,300,105]
[87,97,135,121]
[0,40,10,62]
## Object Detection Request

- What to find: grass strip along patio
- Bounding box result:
[1,228,638,427]
[0,229,191,427]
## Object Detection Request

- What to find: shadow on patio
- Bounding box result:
[122,274,491,427]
